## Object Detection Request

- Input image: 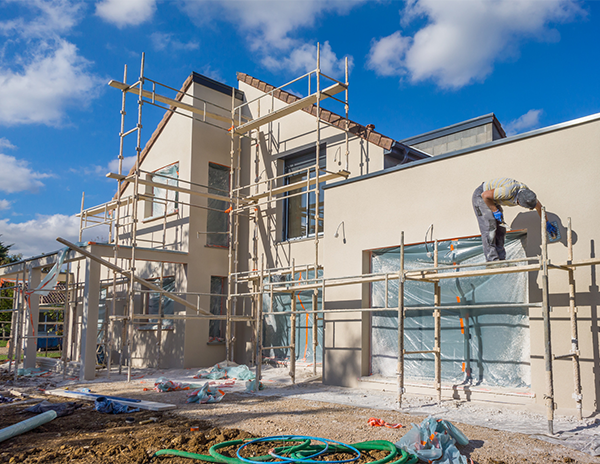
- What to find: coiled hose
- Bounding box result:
[154,436,417,464]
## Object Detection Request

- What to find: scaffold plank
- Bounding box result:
[234,82,347,135]
[106,173,231,203]
[109,80,235,125]
[245,170,350,202]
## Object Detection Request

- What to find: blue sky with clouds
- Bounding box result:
[1,0,599,258]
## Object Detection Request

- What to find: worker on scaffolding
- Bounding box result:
[473,178,558,261]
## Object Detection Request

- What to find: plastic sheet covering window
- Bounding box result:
[370,232,530,388]
[207,163,229,247]
[97,288,108,345]
[262,269,323,362]
[209,276,226,342]
[151,163,179,218]
[138,277,176,330]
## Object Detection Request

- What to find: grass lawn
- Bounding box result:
[0,349,62,361]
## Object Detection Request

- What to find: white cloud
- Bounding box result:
[0,214,109,259]
[367,0,584,88]
[0,214,77,258]
[262,41,353,77]
[505,109,543,136]
[198,65,224,84]
[367,31,410,77]
[180,0,358,50]
[0,154,51,193]
[95,0,157,28]
[179,0,364,78]
[0,40,103,126]
[0,1,104,126]
[0,0,84,38]
[0,138,16,150]
[150,32,199,52]
[108,155,136,174]
[0,199,11,211]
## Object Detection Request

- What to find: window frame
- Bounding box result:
[283,146,326,241]
[144,161,179,220]
[206,162,231,248]
[209,275,227,343]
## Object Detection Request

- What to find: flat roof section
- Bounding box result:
[399,113,506,146]
[324,111,600,190]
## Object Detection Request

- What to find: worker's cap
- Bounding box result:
[517,189,537,210]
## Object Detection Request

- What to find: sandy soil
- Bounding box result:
[0,366,598,464]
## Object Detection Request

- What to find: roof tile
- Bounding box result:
[237,72,395,150]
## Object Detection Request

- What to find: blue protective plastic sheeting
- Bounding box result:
[195,363,255,380]
[94,397,140,414]
[186,382,225,404]
[395,416,468,464]
[262,269,324,362]
[371,232,531,388]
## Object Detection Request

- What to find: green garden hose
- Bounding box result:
[155,437,417,464]
[155,437,311,463]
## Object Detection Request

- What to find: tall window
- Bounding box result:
[149,162,179,218]
[284,150,326,240]
[209,276,227,342]
[207,163,230,247]
[138,276,176,330]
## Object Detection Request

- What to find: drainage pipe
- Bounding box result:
[0,410,57,443]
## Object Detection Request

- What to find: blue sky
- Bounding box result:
[1,0,599,258]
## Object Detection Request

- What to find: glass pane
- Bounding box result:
[152,163,178,217]
[284,150,325,240]
[287,172,307,239]
[139,277,175,330]
[209,276,226,341]
[207,163,230,247]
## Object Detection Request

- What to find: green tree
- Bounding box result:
[0,236,20,266]
[0,237,20,338]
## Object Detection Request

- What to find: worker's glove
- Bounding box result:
[546,221,558,238]
[493,210,503,222]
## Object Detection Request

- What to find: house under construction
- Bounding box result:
[2,50,600,435]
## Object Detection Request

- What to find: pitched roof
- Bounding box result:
[237,72,396,151]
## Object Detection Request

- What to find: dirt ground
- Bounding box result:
[0,370,596,464]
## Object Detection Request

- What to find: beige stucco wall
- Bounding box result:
[115,79,246,369]
[183,81,245,368]
[112,89,194,370]
[238,81,387,274]
[323,114,600,415]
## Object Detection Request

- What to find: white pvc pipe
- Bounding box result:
[0,410,57,443]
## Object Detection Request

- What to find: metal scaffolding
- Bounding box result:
[2,47,594,438]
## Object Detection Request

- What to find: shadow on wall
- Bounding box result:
[323,346,361,388]
[512,210,577,251]
[589,240,600,412]
[323,299,363,387]
[512,209,576,303]
[514,207,600,412]
[132,316,184,369]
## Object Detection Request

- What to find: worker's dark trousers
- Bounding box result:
[472,184,506,261]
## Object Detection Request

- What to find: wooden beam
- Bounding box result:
[245,170,349,202]
[56,237,210,315]
[90,242,189,265]
[45,389,176,411]
[406,263,540,281]
[76,196,134,218]
[109,80,234,125]
[234,82,347,135]
[106,172,231,203]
